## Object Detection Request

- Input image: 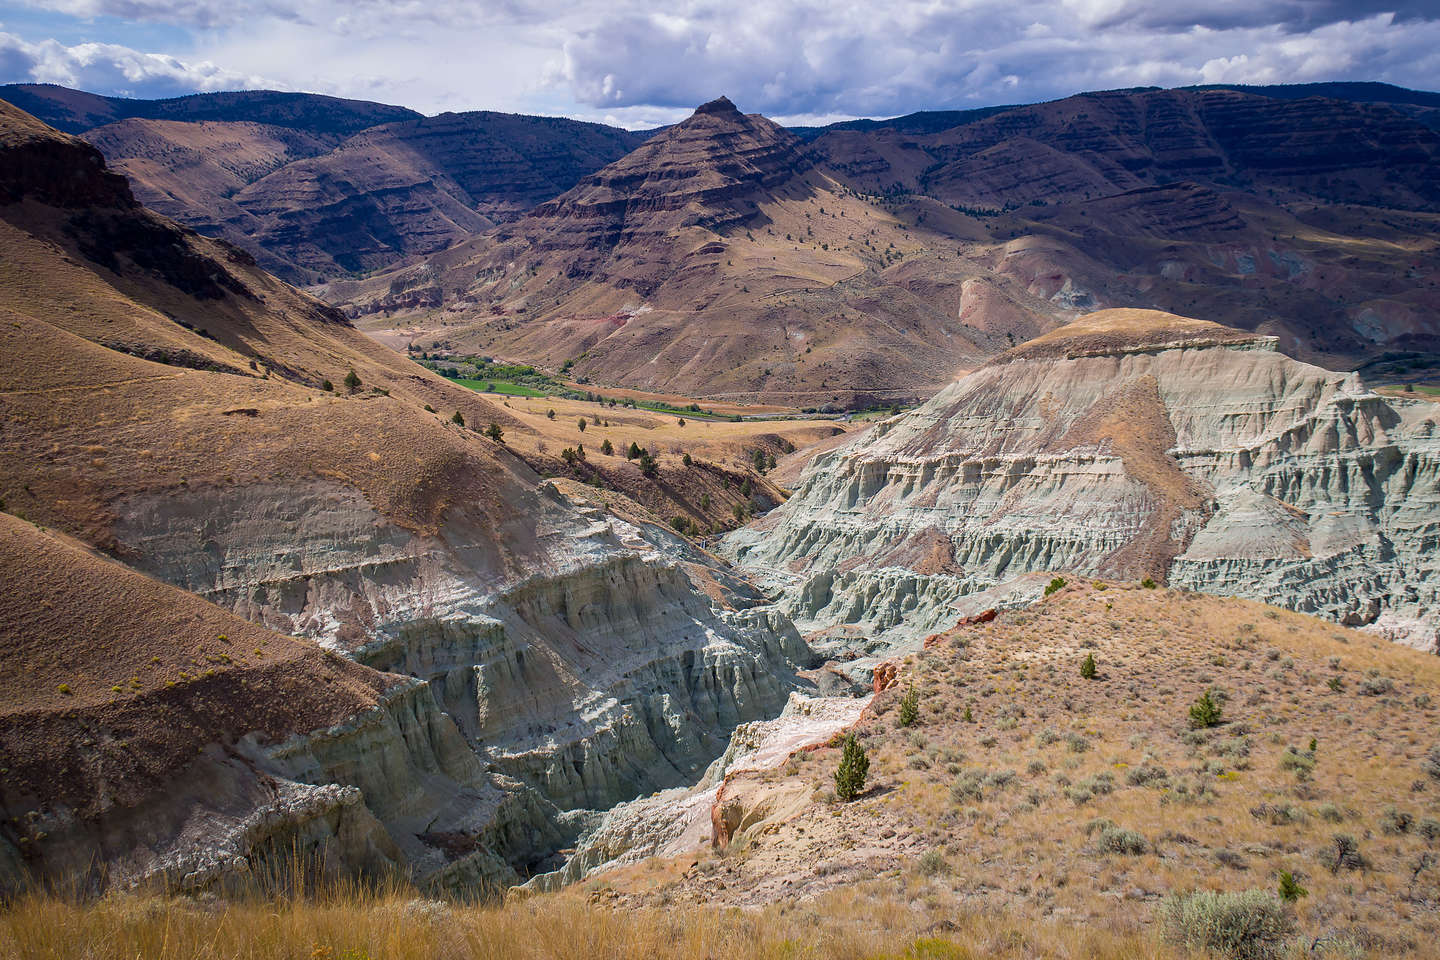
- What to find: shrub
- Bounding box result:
[486,422,504,443]
[682,452,692,466]
[546,409,556,420]
[57,683,71,695]
[577,418,587,431]
[1080,652,1097,680]
[1319,834,1365,873]
[1277,746,1315,781]
[601,439,614,456]
[343,369,360,392]
[1381,807,1414,835]
[1318,803,1345,823]
[627,442,642,460]
[1126,763,1169,787]
[1250,802,1303,826]
[1044,576,1067,597]
[1066,732,1090,753]
[1189,689,1223,729]
[321,379,334,392]
[1422,745,1440,781]
[1140,577,1158,589]
[916,849,949,876]
[834,735,869,801]
[898,686,920,727]
[451,411,464,427]
[1419,818,1440,843]
[1097,826,1148,855]
[639,453,659,478]
[1160,889,1294,960]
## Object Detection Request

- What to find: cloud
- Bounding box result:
[0,31,269,98]
[2,0,1438,121]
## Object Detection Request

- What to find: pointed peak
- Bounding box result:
[693,96,740,118]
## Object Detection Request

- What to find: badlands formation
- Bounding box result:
[729,309,1440,653]
[0,98,810,894]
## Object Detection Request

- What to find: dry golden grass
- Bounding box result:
[619,584,1440,957]
[0,881,1171,960]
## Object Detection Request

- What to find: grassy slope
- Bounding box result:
[599,582,1440,957]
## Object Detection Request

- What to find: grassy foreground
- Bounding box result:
[0,883,1169,960]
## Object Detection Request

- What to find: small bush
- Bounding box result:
[1044,576,1067,597]
[57,683,71,695]
[1160,889,1294,960]
[1277,746,1316,781]
[1318,803,1345,823]
[1381,807,1414,835]
[1422,745,1440,781]
[1066,732,1090,753]
[1189,689,1223,729]
[451,411,464,427]
[1140,577,1158,589]
[1319,834,1365,873]
[1250,803,1303,826]
[916,849,949,876]
[343,369,361,392]
[1126,763,1169,787]
[1419,818,1440,843]
[1080,653,1097,680]
[1097,826,1148,855]
[486,422,504,443]
[1035,727,1060,747]
[1358,675,1394,696]
[834,735,869,801]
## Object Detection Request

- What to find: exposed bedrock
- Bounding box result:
[727,313,1440,651]
[107,480,810,885]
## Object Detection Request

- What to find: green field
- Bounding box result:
[453,378,549,397]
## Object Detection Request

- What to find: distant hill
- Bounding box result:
[0,83,421,136]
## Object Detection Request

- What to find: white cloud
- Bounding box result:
[0,30,269,97]
[2,1,1438,120]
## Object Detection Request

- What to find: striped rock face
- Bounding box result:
[728,309,1440,652]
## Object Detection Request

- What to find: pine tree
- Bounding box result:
[1080,653,1098,680]
[898,686,920,727]
[343,369,361,393]
[451,411,465,427]
[1189,689,1223,729]
[486,422,504,443]
[601,439,614,456]
[834,734,869,801]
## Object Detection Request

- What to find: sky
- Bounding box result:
[0,1,1438,128]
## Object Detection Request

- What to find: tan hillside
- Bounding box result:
[603,583,1440,957]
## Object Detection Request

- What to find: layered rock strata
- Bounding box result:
[727,309,1440,651]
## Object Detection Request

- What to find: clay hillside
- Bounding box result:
[334,87,1440,403]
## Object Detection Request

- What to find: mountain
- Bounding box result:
[0,98,811,894]
[83,108,646,283]
[0,83,421,135]
[726,308,1440,653]
[334,96,1069,406]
